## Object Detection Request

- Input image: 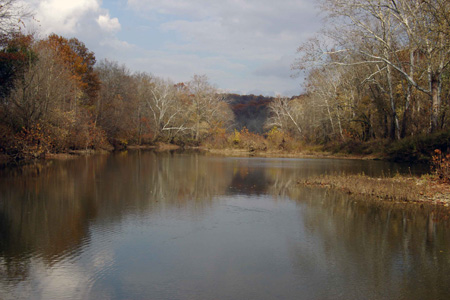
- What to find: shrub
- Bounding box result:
[387,130,450,162]
[265,126,301,151]
[204,127,228,149]
[14,124,52,160]
[431,149,450,183]
[68,120,109,150]
[234,127,267,151]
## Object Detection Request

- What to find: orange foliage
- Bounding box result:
[233,127,267,151]
[14,124,52,159]
[432,149,450,183]
[204,126,228,148]
[38,34,100,103]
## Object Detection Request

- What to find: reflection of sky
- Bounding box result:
[0,242,116,299]
[0,152,449,299]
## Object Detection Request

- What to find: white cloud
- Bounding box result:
[27,0,101,35]
[21,0,321,96]
[253,55,296,79]
[99,38,134,51]
[22,0,131,75]
[24,0,124,51]
[97,14,121,32]
[125,0,321,95]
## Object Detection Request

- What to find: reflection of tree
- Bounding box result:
[260,164,450,298]
[0,151,234,283]
[0,155,108,281]
[288,188,450,299]
[225,157,409,197]
[0,153,444,295]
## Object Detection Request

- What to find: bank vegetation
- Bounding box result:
[1,0,450,169]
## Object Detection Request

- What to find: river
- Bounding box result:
[0,151,449,299]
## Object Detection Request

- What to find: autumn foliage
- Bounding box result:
[0,33,238,161]
[14,124,52,160]
[432,149,450,183]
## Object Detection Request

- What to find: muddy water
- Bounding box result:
[0,152,448,299]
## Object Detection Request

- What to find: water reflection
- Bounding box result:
[289,188,450,299]
[0,151,448,299]
[0,152,235,284]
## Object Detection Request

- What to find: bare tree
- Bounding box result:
[265,96,303,138]
[144,77,188,141]
[322,0,450,132]
[294,0,450,137]
[187,75,234,141]
[0,0,30,40]
[6,45,77,128]
[95,59,137,146]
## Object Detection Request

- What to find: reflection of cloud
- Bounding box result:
[39,263,91,299]
[0,246,117,300]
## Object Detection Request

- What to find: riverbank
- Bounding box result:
[299,173,450,206]
[204,148,381,160]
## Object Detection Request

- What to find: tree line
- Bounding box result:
[2,0,450,161]
[0,31,235,159]
[276,0,450,146]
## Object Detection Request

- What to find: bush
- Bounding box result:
[432,149,450,183]
[231,127,267,151]
[0,123,16,154]
[14,124,52,160]
[324,138,385,155]
[203,127,228,149]
[68,120,109,150]
[387,130,450,162]
[265,126,301,151]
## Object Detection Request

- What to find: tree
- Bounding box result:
[140,76,188,141]
[294,0,450,142]
[320,0,450,133]
[0,0,30,40]
[265,96,304,138]
[5,44,77,129]
[95,59,137,147]
[0,32,34,99]
[40,34,100,107]
[187,75,234,142]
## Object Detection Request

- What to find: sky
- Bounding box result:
[22,0,323,96]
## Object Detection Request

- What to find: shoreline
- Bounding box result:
[0,145,399,169]
[203,148,382,160]
[298,173,450,207]
[2,147,448,208]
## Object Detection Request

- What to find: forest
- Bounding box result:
[1,0,450,163]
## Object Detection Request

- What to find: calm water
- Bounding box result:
[0,151,449,300]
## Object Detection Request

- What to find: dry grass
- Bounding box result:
[155,143,180,151]
[204,147,381,160]
[299,173,450,206]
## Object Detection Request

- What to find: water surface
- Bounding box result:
[0,152,449,299]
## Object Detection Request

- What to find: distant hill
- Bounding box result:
[225,94,274,134]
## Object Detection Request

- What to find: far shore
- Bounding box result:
[203,148,382,160]
[299,173,450,207]
[0,144,396,166]
[2,146,448,208]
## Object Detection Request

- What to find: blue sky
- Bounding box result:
[23,0,322,96]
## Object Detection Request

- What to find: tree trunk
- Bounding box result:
[387,64,400,140]
[430,77,440,132]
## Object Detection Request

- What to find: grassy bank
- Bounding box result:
[205,147,380,160]
[299,173,450,206]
